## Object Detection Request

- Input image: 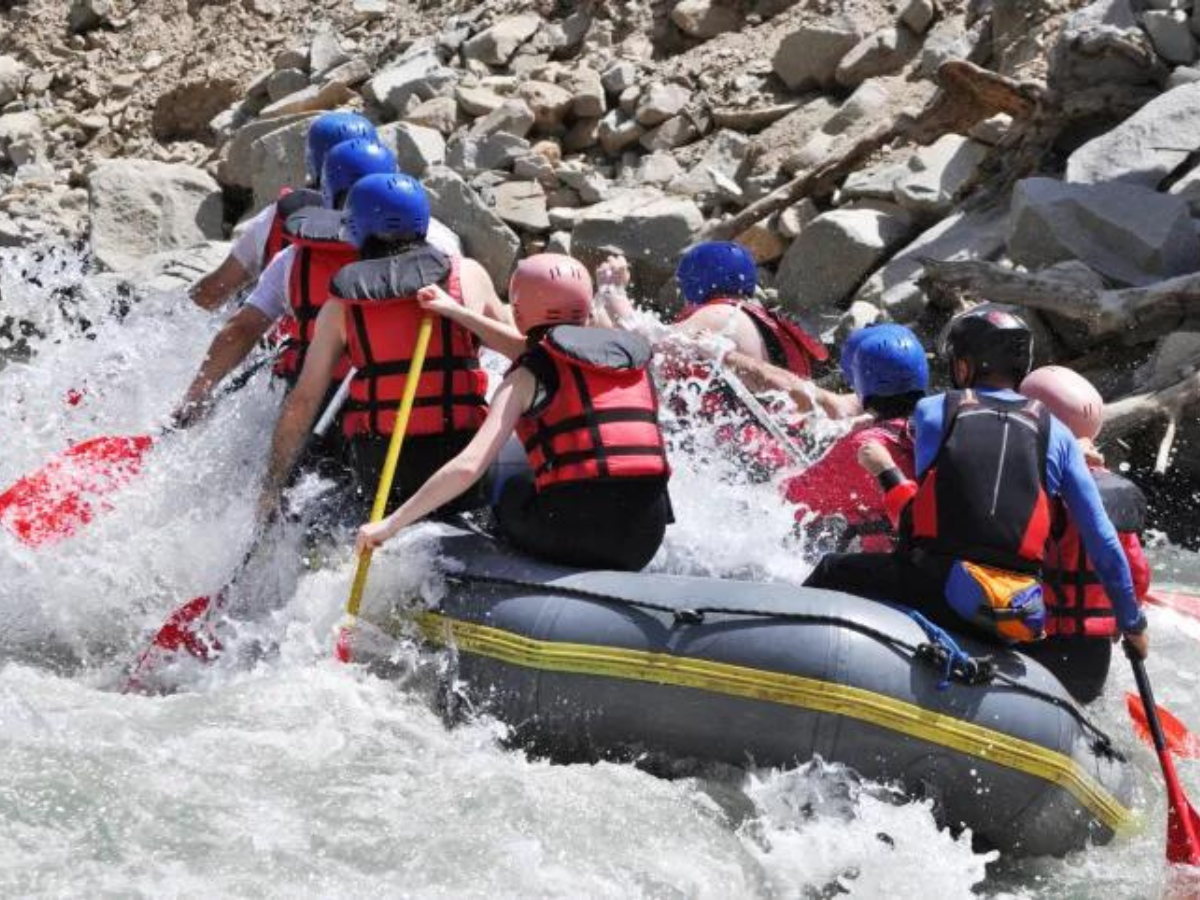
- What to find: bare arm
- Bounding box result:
[173,305,273,427]
[723,350,860,419]
[259,302,345,513]
[190,255,253,312]
[427,258,526,359]
[357,368,535,550]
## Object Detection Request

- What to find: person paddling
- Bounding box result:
[806,305,1149,659]
[187,110,376,312]
[257,173,508,519]
[1018,365,1151,701]
[783,324,927,555]
[357,253,674,572]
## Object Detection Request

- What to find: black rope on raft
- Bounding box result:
[445,571,1122,760]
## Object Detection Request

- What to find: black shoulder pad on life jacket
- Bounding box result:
[283,206,345,242]
[330,245,451,303]
[1092,468,1147,533]
[276,188,323,220]
[544,325,652,370]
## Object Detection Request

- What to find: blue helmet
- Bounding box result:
[675,241,758,306]
[321,138,398,210]
[838,326,874,394]
[343,173,431,249]
[848,324,929,401]
[306,111,377,185]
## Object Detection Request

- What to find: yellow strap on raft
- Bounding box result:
[415,611,1133,833]
[344,314,435,621]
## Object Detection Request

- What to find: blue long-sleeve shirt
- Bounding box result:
[912,388,1144,632]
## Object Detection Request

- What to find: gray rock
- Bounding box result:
[423,166,521,287]
[152,77,243,140]
[666,129,750,199]
[601,61,639,95]
[635,83,692,127]
[670,0,742,39]
[366,47,459,118]
[1144,10,1198,63]
[320,58,372,89]
[1169,161,1200,213]
[1008,177,1200,286]
[218,112,314,190]
[1050,0,1163,92]
[1167,65,1200,86]
[379,121,446,175]
[351,0,389,22]
[969,113,1013,145]
[854,205,1009,319]
[462,13,543,66]
[258,81,355,119]
[893,135,989,216]
[822,80,892,136]
[771,18,863,91]
[917,16,972,77]
[835,27,920,87]
[446,131,530,174]
[563,117,601,152]
[467,99,534,139]
[777,198,819,239]
[546,230,572,254]
[839,160,908,202]
[87,160,224,273]
[1066,81,1200,189]
[598,110,644,155]
[900,0,937,35]
[569,67,606,118]
[637,152,684,187]
[0,57,25,107]
[490,180,550,232]
[513,152,556,184]
[0,112,43,166]
[518,80,574,131]
[310,29,350,77]
[558,162,611,203]
[456,85,507,117]
[267,68,309,103]
[274,46,309,72]
[640,114,700,151]
[246,0,281,15]
[405,96,461,135]
[775,208,916,311]
[68,0,112,34]
[571,190,705,296]
[248,116,317,209]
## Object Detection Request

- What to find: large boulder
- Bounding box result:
[1008,177,1200,286]
[571,190,704,297]
[1066,81,1200,189]
[422,166,521,288]
[0,56,26,107]
[771,17,864,91]
[671,0,742,39]
[854,206,1010,320]
[249,116,318,210]
[152,77,243,140]
[218,112,315,190]
[775,208,915,311]
[87,160,224,273]
[1049,0,1162,93]
[378,121,446,175]
[366,46,459,118]
[893,135,989,216]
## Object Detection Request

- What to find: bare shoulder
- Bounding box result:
[458,256,503,315]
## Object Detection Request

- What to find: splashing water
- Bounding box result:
[2,244,1199,897]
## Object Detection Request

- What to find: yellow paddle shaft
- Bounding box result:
[345,314,435,619]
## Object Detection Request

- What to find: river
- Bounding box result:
[2,244,1199,898]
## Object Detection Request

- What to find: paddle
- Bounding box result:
[1147,590,1200,623]
[716,365,807,466]
[123,366,358,692]
[0,354,274,548]
[1124,639,1200,865]
[335,314,434,664]
[1127,693,1200,760]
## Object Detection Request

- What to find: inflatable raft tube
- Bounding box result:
[383,527,1134,857]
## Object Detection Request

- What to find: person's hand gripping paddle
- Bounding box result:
[334,315,434,664]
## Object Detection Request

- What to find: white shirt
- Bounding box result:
[243,217,464,323]
[229,205,278,278]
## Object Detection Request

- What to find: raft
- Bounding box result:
[381,526,1134,857]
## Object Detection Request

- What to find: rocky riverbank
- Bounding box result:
[4,0,1200,540]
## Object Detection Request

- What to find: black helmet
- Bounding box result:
[939,304,1033,387]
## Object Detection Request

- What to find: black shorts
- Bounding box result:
[345,431,487,517]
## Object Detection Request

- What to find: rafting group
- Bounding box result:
[170,110,1150,706]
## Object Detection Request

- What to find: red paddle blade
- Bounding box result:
[0,435,155,547]
[123,594,222,694]
[1128,693,1200,759]
[1147,590,1200,622]
[334,624,354,663]
[1159,748,1200,865]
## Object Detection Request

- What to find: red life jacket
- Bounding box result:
[837,419,913,553]
[674,298,827,378]
[334,247,488,440]
[516,325,670,491]
[1044,469,1147,638]
[261,187,323,271]
[274,207,358,383]
[906,390,1053,573]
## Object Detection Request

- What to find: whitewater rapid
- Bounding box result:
[2,244,1199,898]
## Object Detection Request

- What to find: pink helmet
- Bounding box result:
[509,254,594,333]
[1020,365,1104,440]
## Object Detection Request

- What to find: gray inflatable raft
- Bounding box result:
[385,527,1133,857]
